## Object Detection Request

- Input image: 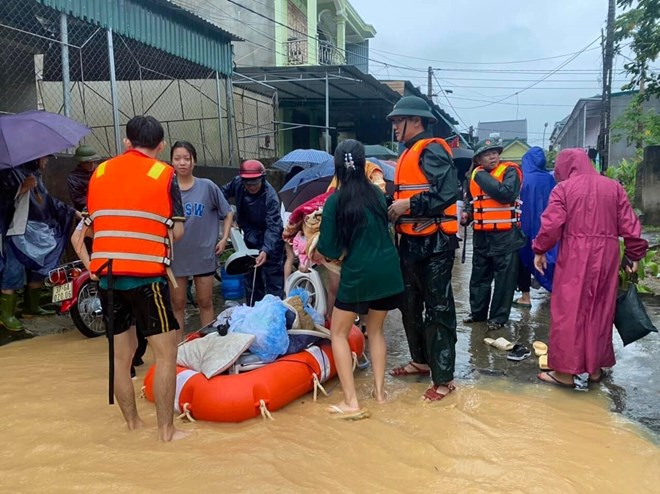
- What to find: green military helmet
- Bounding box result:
[386,96,437,124]
[473,138,503,159]
[73,144,101,162]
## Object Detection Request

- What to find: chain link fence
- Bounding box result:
[0,0,278,165]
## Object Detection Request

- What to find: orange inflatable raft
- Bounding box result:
[143,325,366,423]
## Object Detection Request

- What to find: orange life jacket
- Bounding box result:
[394,138,458,236]
[469,162,522,231]
[86,150,175,277]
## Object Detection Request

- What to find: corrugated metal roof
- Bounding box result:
[36,0,238,75]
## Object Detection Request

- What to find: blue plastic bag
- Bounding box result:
[229,295,289,362]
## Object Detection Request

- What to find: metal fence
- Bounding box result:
[0,0,277,165]
[233,86,278,161]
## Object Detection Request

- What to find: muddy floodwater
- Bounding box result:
[2,257,659,492]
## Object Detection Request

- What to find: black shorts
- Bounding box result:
[99,281,179,338]
[334,292,402,315]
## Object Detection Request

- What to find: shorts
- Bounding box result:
[334,292,402,315]
[99,281,179,337]
[192,271,215,278]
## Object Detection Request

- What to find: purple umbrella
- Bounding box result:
[0,110,91,169]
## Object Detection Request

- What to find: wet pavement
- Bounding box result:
[15,236,660,441]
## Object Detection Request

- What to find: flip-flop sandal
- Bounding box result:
[484,337,515,351]
[327,405,370,421]
[533,341,548,357]
[513,299,532,308]
[390,361,431,377]
[538,354,552,371]
[537,372,574,389]
[423,383,456,402]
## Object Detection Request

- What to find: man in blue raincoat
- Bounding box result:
[514,147,557,307]
[0,157,77,344]
[222,160,284,304]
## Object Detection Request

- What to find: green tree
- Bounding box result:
[614,0,660,99]
[611,94,660,148]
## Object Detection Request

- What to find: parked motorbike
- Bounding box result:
[45,260,105,338]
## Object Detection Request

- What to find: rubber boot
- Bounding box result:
[0,293,24,330]
[23,287,55,317]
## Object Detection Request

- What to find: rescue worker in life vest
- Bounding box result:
[461,139,526,331]
[386,96,459,402]
[84,115,187,442]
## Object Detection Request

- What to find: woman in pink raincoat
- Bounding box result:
[532,148,648,388]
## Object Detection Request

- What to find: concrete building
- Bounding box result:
[477,119,528,142]
[550,91,660,166]
[172,0,375,72]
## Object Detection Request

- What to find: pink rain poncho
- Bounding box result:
[532,149,648,374]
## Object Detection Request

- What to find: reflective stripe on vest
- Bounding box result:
[87,151,174,277]
[394,137,458,236]
[469,162,522,231]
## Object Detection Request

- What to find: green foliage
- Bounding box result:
[606,157,639,201]
[611,94,660,148]
[217,248,235,264]
[544,149,557,169]
[614,0,660,99]
[619,241,657,293]
[382,141,399,153]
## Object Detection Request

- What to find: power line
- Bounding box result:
[450,95,576,108]
[370,44,603,65]
[431,72,469,129]
[451,37,601,110]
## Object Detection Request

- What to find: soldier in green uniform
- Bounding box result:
[462,139,526,331]
[386,96,459,401]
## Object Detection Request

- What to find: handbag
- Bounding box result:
[614,275,658,346]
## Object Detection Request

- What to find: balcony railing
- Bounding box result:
[286,39,307,65]
[286,39,346,66]
[319,40,345,65]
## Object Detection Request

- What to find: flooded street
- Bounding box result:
[3,246,660,492]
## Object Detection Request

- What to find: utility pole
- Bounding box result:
[636,73,646,151]
[427,66,433,99]
[599,0,615,172]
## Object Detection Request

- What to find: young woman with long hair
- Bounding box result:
[169,141,233,342]
[316,139,403,419]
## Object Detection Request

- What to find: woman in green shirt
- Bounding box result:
[317,140,403,419]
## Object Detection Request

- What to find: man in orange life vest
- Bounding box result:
[386,96,459,402]
[462,139,526,331]
[84,116,187,441]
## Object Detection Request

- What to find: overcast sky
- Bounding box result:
[352,0,632,146]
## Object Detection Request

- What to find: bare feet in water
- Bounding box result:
[159,426,190,442]
[126,418,145,431]
[371,389,388,404]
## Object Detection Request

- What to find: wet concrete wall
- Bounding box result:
[42,157,286,208]
[635,145,660,225]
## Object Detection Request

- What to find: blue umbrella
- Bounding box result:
[272,149,333,173]
[280,157,394,193]
[279,157,395,211]
[0,110,91,169]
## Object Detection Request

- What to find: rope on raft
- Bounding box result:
[177,402,196,422]
[259,399,274,420]
[312,373,328,401]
